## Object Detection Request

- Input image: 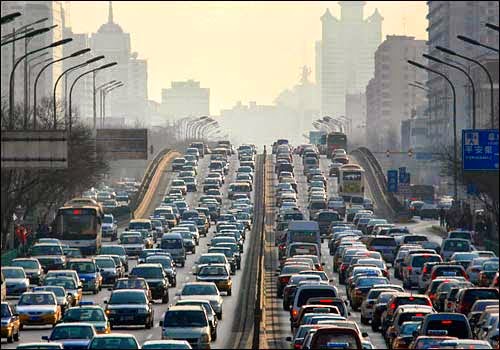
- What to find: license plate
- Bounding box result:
[122,315,134,321]
[30,316,41,321]
[443,271,456,276]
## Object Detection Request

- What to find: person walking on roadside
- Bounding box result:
[439,208,446,227]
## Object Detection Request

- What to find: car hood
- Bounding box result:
[78,273,98,280]
[53,339,91,347]
[196,276,229,282]
[102,223,113,228]
[16,305,57,313]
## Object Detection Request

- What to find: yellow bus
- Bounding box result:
[338,164,365,201]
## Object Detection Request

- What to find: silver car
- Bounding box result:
[176,282,223,319]
[160,305,211,348]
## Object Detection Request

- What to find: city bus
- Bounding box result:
[52,199,104,255]
[338,164,365,202]
[326,132,347,158]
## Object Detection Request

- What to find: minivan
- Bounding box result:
[441,238,472,261]
[366,236,397,263]
[291,285,339,323]
[160,233,186,267]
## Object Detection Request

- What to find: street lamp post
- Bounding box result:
[52,55,104,130]
[96,80,118,122]
[9,38,72,129]
[68,62,117,133]
[457,35,499,53]
[28,55,51,108]
[1,12,22,25]
[101,82,123,127]
[423,53,477,129]
[32,48,91,129]
[436,46,496,129]
[408,59,458,202]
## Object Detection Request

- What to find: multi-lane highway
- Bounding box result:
[3,153,260,349]
[263,152,443,349]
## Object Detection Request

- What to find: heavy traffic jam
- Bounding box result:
[269,138,498,350]
[1,137,499,349]
[1,141,257,349]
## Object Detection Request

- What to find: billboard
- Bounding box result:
[96,129,148,160]
[462,129,499,171]
[1,130,68,169]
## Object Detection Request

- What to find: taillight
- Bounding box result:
[341,264,348,271]
[292,309,298,317]
[447,302,452,308]
[422,266,428,274]
[426,299,432,307]
[431,272,436,280]
[294,344,301,350]
[390,303,396,310]
[355,289,362,295]
[407,266,413,273]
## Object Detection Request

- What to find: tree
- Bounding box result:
[1,98,109,249]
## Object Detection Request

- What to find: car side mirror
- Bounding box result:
[286,336,292,342]
[362,332,368,338]
[42,336,49,341]
[322,263,325,266]
[103,300,107,304]
[159,320,163,327]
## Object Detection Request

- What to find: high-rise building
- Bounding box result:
[426,1,499,144]
[345,92,366,145]
[320,2,382,118]
[1,1,64,118]
[89,1,148,126]
[366,35,427,151]
[161,80,210,120]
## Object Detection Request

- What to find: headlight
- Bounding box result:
[201,333,210,342]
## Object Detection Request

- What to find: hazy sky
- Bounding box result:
[68,1,428,115]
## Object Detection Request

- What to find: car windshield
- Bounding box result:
[51,325,93,340]
[199,256,224,264]
[2,268,25,278]
[40,287,65,297]
[100,246,126,256]
[115,279,146,289]
[199,265,228,276]
[121,236,143,244]
[297,288,337,308]
[161,238,183,249]
[131,267,163,279]
[109,291,147,304]
[19,293,55,305]
[164,310,207,328]
[312,333,359,349]
[356,277,388,287]
[483,262,499,271]
[95,259,115,269]
[370,238,396,246]
[182,284,218,295]
[67,261,96,273]
[45,278,77,290]
[63,308,105,322]
[400,322,420,335]
[1,304,11,317]
[412,255,441,267]
[425,319,469,338]
[90,337,138,349]
[31,245,63,256]
[12,260,38,269]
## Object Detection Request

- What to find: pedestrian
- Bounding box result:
[439,207,446,227]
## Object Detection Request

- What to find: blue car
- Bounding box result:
[66,259,102,294]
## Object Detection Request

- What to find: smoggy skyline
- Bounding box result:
[68,1,428,114]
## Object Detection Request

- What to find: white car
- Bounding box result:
[176,282,223,319]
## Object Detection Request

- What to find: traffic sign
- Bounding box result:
[399,167,406,182]
[462,129,499,171]
[387,170,398,193]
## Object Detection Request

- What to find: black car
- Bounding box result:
[104,289,154,329]
[129,264,169,303]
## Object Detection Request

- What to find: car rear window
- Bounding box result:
[425,319,469,338]
[297,289,337,308]
[310,202,327,210]
[404,235,428,243]
[463,289,499,303]
[396,296,430,307]
[444,240,470,251]
[318,212,340,221]
[370,238,396,247]
[435,266,464,277]
[312,333,359,350]
[412,255,442,267]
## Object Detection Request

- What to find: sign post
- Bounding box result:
[387,170,398,193]
[462,129,499,171]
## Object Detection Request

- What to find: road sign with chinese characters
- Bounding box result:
[462,129,499,171]
[387,170,398,193]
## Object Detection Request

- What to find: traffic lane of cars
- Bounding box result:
[2,155,244,349]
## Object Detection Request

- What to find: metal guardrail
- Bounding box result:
[128,148,171,216]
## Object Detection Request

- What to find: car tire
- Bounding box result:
[371,323,378,332]
[173,279,177,287]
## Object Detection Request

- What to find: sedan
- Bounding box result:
[1,302,20,343]
[41,322,96,349]
[11,258,44,286]
[176,282,223,320]
[16,291,61,328]
[2,267,30,297]
[104,289,154,329]
[88,334,140,349]
[196,264,233,296]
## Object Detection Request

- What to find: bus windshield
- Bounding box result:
[55,209,97,239]
[342,171,362,181]
[289,231,319,244]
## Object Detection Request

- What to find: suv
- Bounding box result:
[382,293,432,333]
[417,313,472,339]
[160,305,211,348]
[441,238,472,261]
[102,214,118,240]
[290,285,338,324]
[365,236,397,263]
[402,253,442,289]
[455,287,499,314]
[130,264,169,303]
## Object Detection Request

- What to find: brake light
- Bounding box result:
[294,344,301,349]
[341,264,348,271]
[423,266,428,274]
[447,302,452,308]
[409,296,415,301]
[441,320,453,325]
[292,309,298,317]
[73,209,81,215]
[319,299,333,303]
[407,266,413,272]
[427,299,432,307]
[415,313,424,317]
[423,254,430,257]
[390,303,396,310]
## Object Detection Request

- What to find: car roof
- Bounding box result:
[168,305,204,312]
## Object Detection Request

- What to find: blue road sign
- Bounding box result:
[462,129,499,171]
[387,170,398,193]
[399,167,406,183]
[402,172,410,184]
